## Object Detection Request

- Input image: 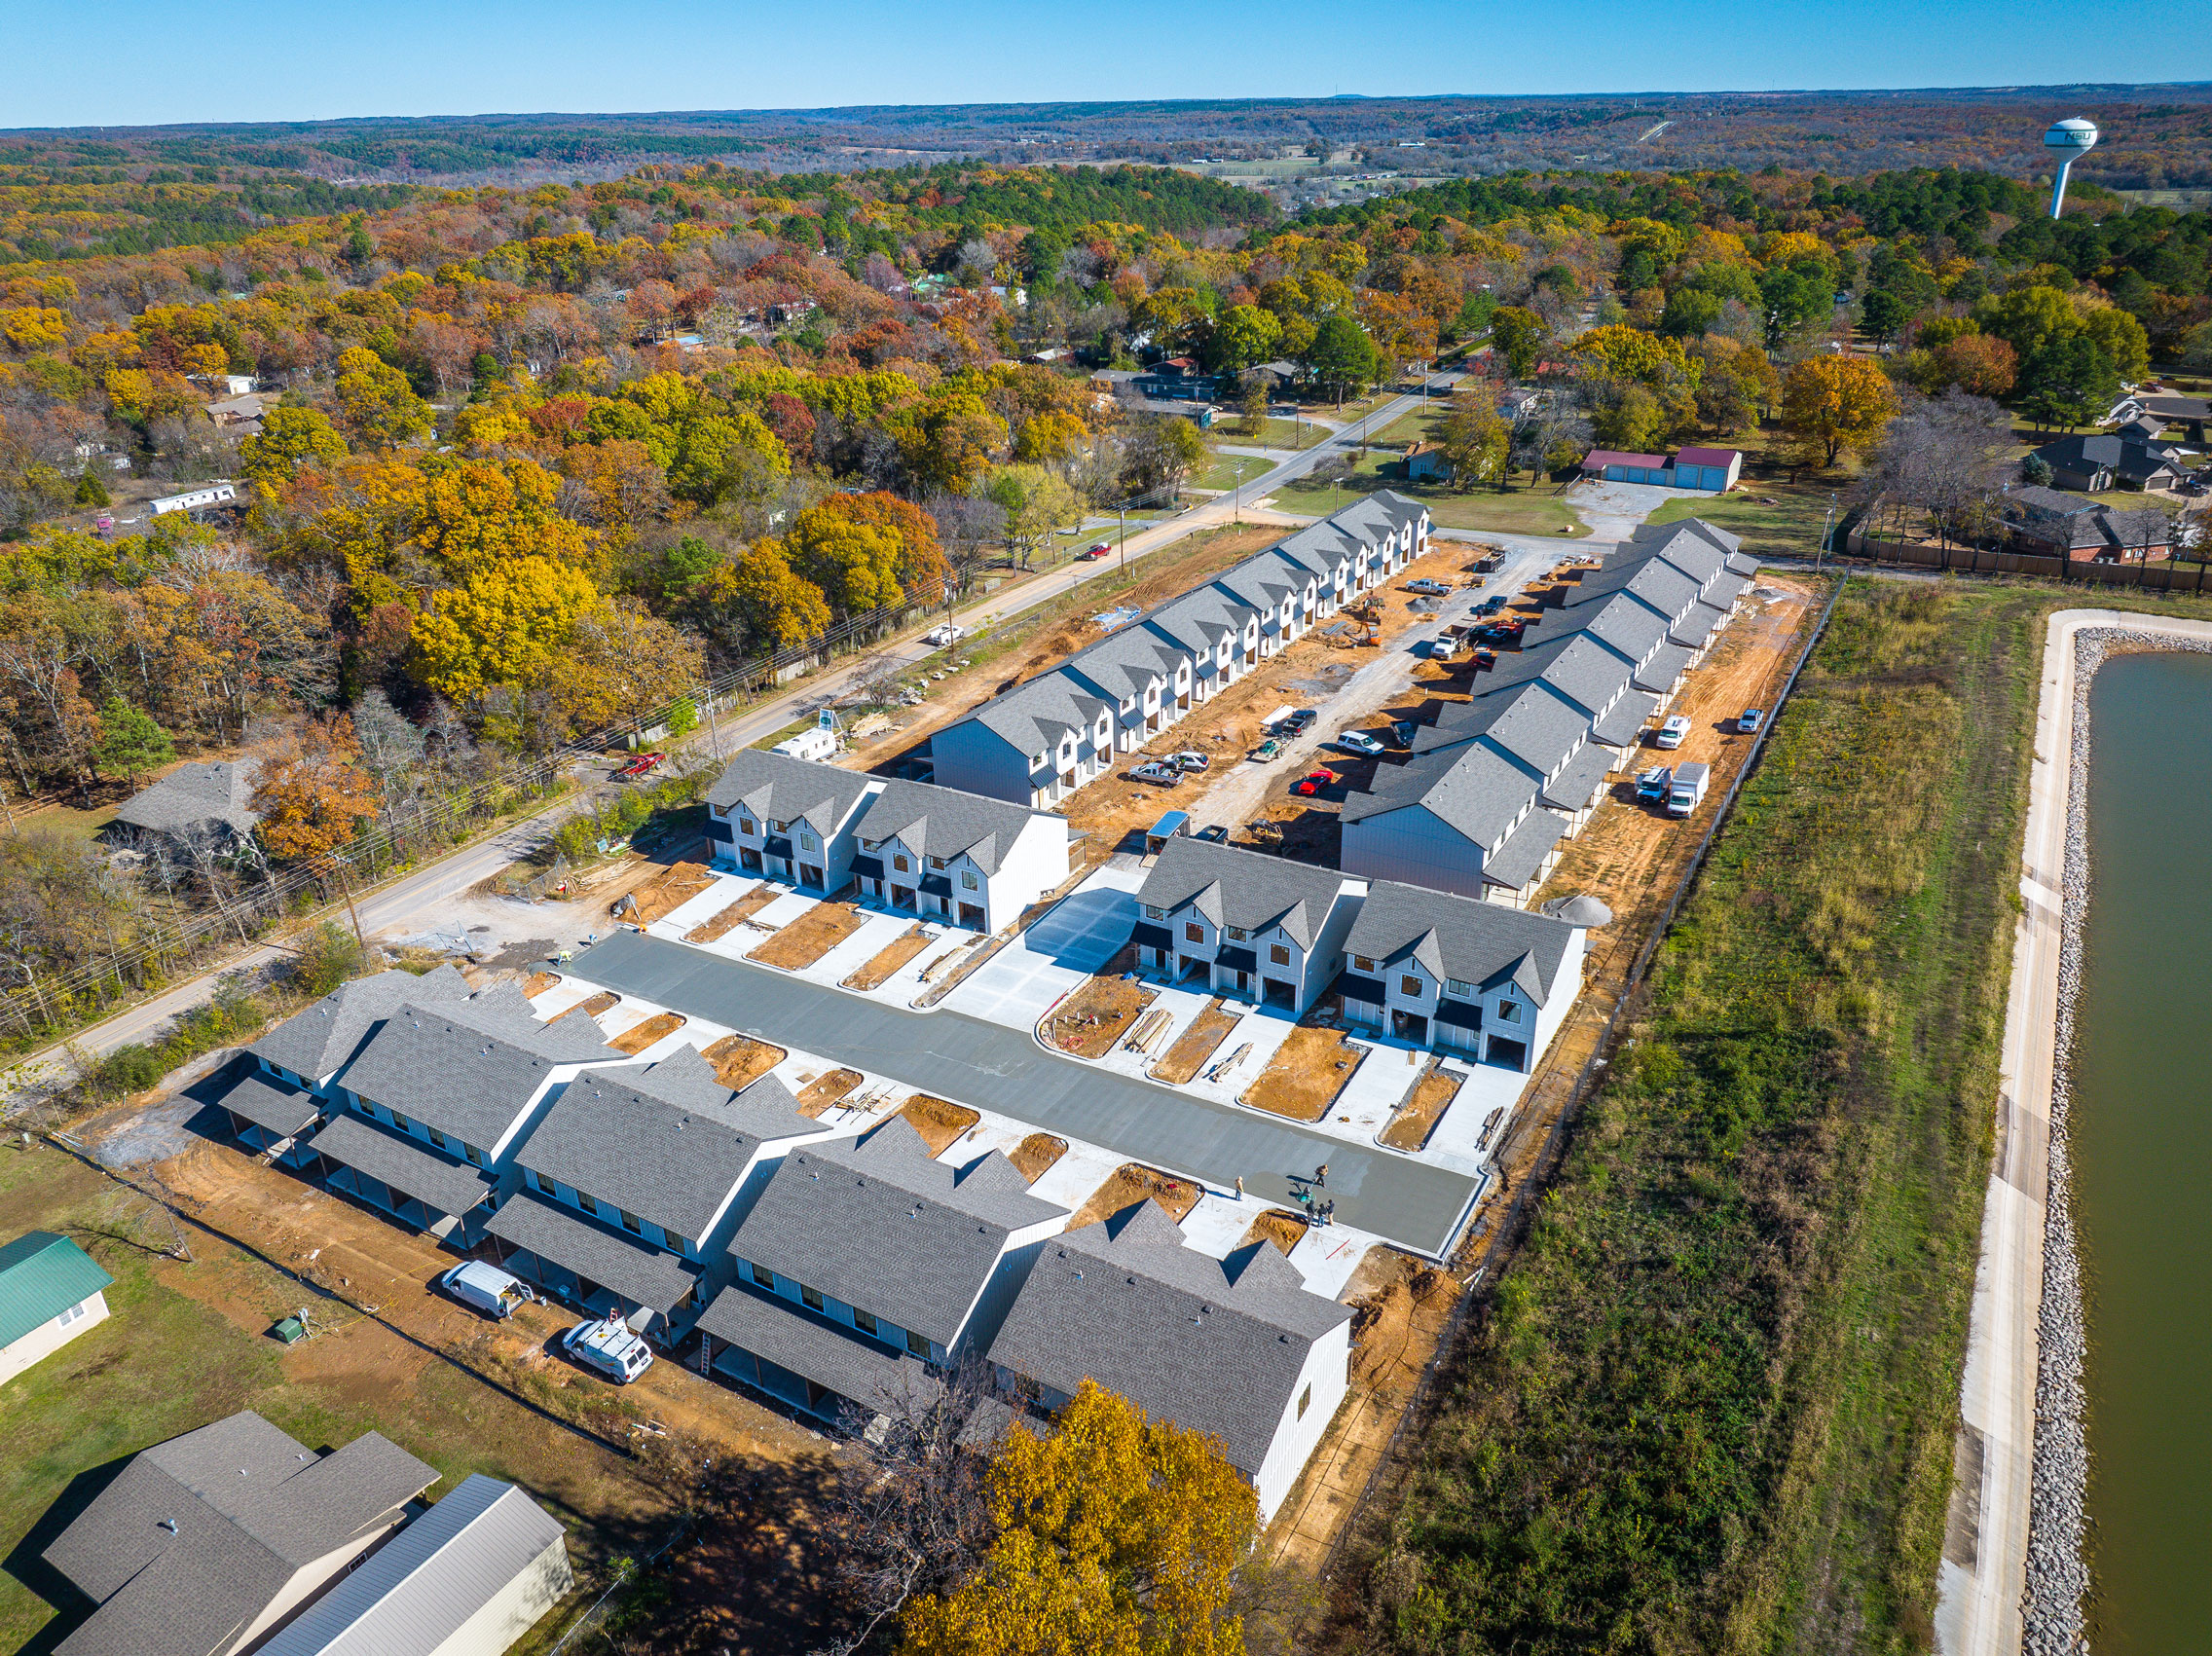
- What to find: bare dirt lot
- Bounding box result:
[560,990,620,1021]
[1044,974,1156,1058]
[702,1033,788,1091]
[1381,1060,1464,1153]
[1244,1208,1310,1256]
[1066,1162,1204,1230]
[624,857,718,925]
[685,882,780,943]
[521,970,559,997]
[1151,997,1241,1085]
[840,924,936,990]
[793,1068,865,1116]
[746,902,866,971]
[897,1093,980,1155]
[1240,1024,1368,1122]
[611,1011,685,1054]
[1010,1133,1067,1183]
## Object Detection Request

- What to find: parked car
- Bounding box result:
[1405,577,1453,597]
[1635,764,1673,803]
[1291,768,1339,796]
[1169,750,1210,773]
[1131,760,1183,785]
[1738,707,1766,734]
[1390,719,1418,749]
[1667,760,1712,818]
[1283,708,1317,733]
[614,752,664,782]
[1653,715,1692,750]
[923,623,966,647]
[562,1317,654,1384]
[1079,543,1111,560]
[439,1261,532,1320]
[1194,824,1230,843]
[1250,736,1283,761]
[1336,730,1386,757]
[1477,595,1509,615]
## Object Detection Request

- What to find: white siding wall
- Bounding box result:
[985,815,1074,931]
[425,1534,574,1656]
[0,1289,108,1384]
[1254,1321,1352,1522]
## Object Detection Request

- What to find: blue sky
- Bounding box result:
[9,0,2208,129]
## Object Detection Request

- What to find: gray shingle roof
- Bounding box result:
[1483,810,1567,893]
[486,1191,699,1312]
[854,777,1054,875]
[46,1412,433,1656]
[307,1115,498,1217]
[1592,691,1659,748]
[1416,681,1591,781]
[339,995,617,1150]
[255,1474,568,1656]
[109,759,261,840]
[1346,878,1580,1005]
[1470,632,1635,719]
[987,1200,1351,1476]
[210,1069,322,1138]
[1134,838,1353,948]
[1341,740,1536,852]
[1632,642,1696,693]
[519,1050,812,1241]
[706,750,878,836]
[729,1116,1065,1348]
[248,966,472,1084]
[698,1280,944,1415]
[1539,742,1617,813]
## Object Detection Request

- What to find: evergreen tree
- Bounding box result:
[92,696,175,786]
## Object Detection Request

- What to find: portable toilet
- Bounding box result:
[1145,811,1190,857]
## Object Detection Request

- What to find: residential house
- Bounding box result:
[255,1475,572,1656]
[103,758,261,851]
[2029,431,2185,494]
[849,777,1070,931]
[42,1411,435,1656]
[1130,838,1363,1012]
[487,1049,824,1339]
[306,986,621,1243]
[697,1116,1067,1424]
[1337,879,1585,1068]
[987,1199,1355,1522]
[1404,441,1453,482]
[0,1231,112,1384]
[2007,487,2176,561]
[705,749,878,891]
[932,494,1432,805]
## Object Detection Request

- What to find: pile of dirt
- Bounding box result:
[685,883,780,943]
[1346,1248,1458,1387]
[612,1012,685,1055]
[1381,1061,1464,1152]
[626,860,718,925]
[898,1094,980,1155]
[1010,1133,1067,1183]
[1243,1208,1309,1257]
[1045,974,1157,1058]
[747,902,866,971]
[793,1069,865,1117]
[842,925,936,991]
[1151,999,1240,1085]
[1240,1025,1366,1122]
[1066,1162,1202,1230]
[702,1033,787,1091]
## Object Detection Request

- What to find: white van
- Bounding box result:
[440,1261,532,1320]
[772,726,839,762]
[563,1316,655,1383]
[1667,761,1710,818]
[1653,715,1692,751]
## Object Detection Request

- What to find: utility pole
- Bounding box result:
[1816,493,1837,572]
[702,679,724,762]
[1118,506,1128,577]
[1233,458,1250,524]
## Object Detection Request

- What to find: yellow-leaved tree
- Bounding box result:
[1780,354,1897,469]
[899,1382,1256,1656]
[409,556,603,704]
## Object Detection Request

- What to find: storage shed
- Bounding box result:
[0,1231,112,1383]
[1145,811,1191,856]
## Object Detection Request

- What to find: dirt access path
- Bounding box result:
[1152,998,1241,1085]
[1066,1163,1204,1229]
[702,1033,787,1090]
[1382,1060,1465,1152]
[686,882,781,942]
[841,924,936,989]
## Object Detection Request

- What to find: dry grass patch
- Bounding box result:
[1010,1133,1067,1183]
[1066,1162,1203,1231]
[1045,974,1157,1058]
[1243,1208,1309,1257]
[684,882,780,942]
[1382,1060,1465,1152]
[898,1094,980,1155]
[794,1069,866,1117]
[701,1033,787,1091]
[1240,1025,1367,1122]
[628,859,719,925]
[612,1011,685,1055]
[842,924,937,991]
[1151,998,1241,1085]
[746,902,866,970]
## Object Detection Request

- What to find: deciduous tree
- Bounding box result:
[249,717,382,860]
[1780,355,1897,468]
[333,347,434,450]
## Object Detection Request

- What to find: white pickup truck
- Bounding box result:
[1667,761,1711,818]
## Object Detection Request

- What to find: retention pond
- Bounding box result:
[2074,648,2212,1652]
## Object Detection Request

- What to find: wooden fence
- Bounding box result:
[1847,529,2212,593]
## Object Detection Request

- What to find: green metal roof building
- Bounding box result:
[0,1231,113,1385]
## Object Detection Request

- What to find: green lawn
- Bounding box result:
[1372,408,1446,450]
[1195,454,1275,493]
[1273,454,1590,538]
[1208,416,1327,451]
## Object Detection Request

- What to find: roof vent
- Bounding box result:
[1072,1269,1083,1279]
[158,1518,177,1532]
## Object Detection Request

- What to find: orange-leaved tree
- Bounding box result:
[898,1381,1256,1656]
[1780,354,1897,468]
[250,716,382,860]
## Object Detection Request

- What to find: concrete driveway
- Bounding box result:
[1564,477,1710,542]
[946,865,1144,1026]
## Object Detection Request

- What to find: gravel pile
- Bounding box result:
[2024,626,2212,1654]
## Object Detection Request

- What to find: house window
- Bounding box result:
[463,1143,486,1167]
[894,853,910,873]
[751,1261,774,1289]
[1184,922,1204,943]
[906,1329,929,1357]
[667,1233,690,1256]
[56,1300,87,1328]
[1227,927,1247,941]
[1446,977,1476,997]
[1496,999,1523,1023]
[1353,955,1376,973]
[961,869,978,890]
[1270,944,1291,967]
[1298,1382,1312,1419]
[738,816,756,835]
[389,1109,412,1132]
[1400,975,1423,999]
[853,1307,878,1335]
[428,1127,450,1151]
[618,1209,645,1235]
[929,856,945,869]
[862,837,880,851]
[801,1284,825,1311]
[799,829,817,851]
[768,818,787,832]
[1144,904,1165,920]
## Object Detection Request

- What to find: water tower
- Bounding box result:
[2044,118,2098,218]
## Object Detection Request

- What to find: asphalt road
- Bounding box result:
[566,929,1481,1257]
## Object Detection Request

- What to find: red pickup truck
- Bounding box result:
[614,752,664,782]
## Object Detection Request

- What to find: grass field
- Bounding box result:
[1212,416,1329,451]
[1349,579,2212,1655]
[1274,457,1590,539]
[1196,454,1276,493]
